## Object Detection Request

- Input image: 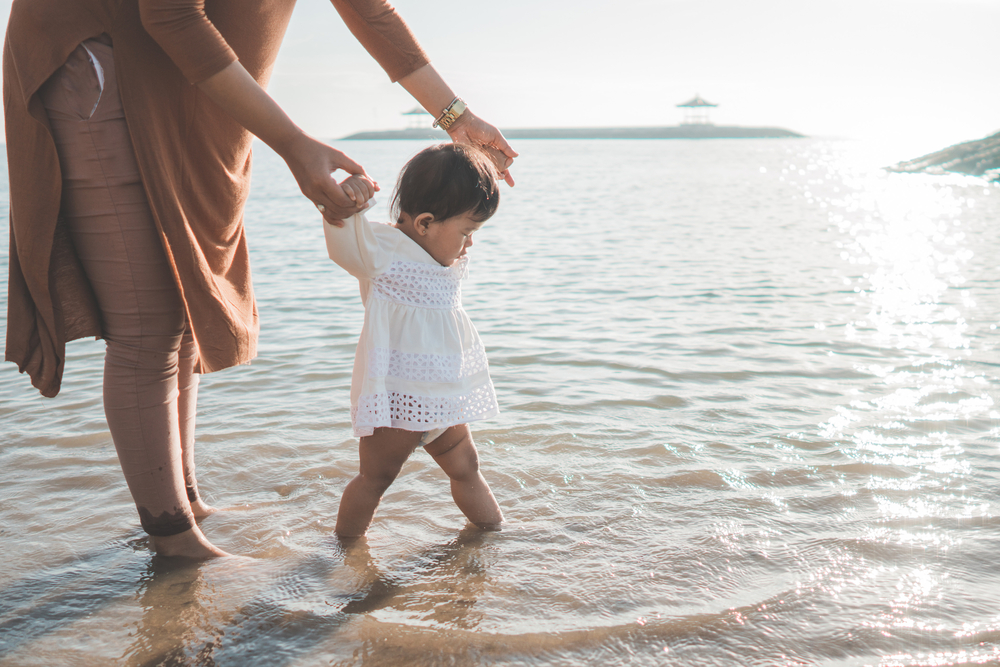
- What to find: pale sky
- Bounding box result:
[1,0,997,155]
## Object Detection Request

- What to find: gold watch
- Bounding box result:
[433,97,467,131]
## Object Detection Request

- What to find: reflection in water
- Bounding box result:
[128,560,222,667]
[118,528,499,666]
[340,527,494,631]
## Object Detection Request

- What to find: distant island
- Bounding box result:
[888,130,1000,181]
[340,125,804,141]
[344,95,802,142]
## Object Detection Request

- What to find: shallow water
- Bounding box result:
[2,138,999,666]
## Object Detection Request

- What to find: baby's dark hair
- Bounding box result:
[391,143,500,224]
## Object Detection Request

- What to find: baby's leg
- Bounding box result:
[335,428,423,537]
[425,425,504,530]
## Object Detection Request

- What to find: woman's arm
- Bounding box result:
[196,62,372,222]
[328,1,518,184]
[398,64,519,187]
[138,0,373,222]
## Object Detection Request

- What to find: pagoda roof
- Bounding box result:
[677,95,718,108]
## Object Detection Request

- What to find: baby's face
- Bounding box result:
[419,212,484,266]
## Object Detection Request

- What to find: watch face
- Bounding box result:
[442,101,466,129]
[434,99,466,129]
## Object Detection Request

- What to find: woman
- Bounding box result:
[3,0,516,559]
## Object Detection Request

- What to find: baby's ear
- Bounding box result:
[414,212,436,234]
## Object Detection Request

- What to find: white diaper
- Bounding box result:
[419,427,448,446]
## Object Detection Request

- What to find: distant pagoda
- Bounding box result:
[402,106,431,129]
[677,95,718,125]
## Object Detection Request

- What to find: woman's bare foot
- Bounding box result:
[149,524,232,559]
[190,499,218,518]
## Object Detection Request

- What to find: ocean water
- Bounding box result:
[1,137,999,666]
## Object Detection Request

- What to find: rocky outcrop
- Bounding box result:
[888,131,1000,181]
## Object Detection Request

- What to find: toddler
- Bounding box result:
[323,143,504,537]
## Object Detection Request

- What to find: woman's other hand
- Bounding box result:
[447,111,518,186]
[396,65,518,187]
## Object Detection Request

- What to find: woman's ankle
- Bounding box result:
[149,526,231,559]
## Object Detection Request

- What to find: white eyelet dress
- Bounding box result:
[323,212,499,437]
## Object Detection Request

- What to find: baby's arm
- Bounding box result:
[323,192,394,280]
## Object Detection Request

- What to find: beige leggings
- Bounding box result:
[40,39,200,537]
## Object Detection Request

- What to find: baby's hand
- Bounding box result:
[340,173,378,207]
[322,173,379,227]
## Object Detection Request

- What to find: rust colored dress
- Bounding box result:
[3,0,428,397]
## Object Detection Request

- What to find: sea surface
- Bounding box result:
[2,137,999,666]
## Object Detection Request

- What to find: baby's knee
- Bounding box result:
[360,466,402,493]
[440,438,482,481]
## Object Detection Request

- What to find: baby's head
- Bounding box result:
[392,144,500,266]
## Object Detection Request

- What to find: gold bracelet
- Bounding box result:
[432,97,467,131]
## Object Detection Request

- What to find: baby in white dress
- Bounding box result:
[323,143,504,537]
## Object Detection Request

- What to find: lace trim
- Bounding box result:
[368,342,489,383]
[352,383,498,436]
[371,258,467,310]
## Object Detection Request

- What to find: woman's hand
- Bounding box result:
[447,111,518,186]
[280,132,379,226]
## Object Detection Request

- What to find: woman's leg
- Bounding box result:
[40,42,226,558]
[177,329,214,517]
[424,425,504,530]
[335,428,423,537]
